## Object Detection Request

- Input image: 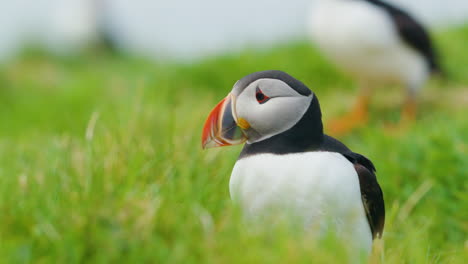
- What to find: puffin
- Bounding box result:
[202,70,385,254]
[308,0,442,135]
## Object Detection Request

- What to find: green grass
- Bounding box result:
[0,26,467,263]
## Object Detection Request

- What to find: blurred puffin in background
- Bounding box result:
[309,0,443,135]
[202,70,385,255]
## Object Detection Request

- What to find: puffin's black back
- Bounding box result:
[363,0,442,73]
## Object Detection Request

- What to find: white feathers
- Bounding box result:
[230,152,373,253]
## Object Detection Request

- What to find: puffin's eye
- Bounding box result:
[255,87,270,104]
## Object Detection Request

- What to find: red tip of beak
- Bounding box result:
[202,97,230,149]
[202,94,247,149]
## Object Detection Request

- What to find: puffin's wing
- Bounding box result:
[320,135,385,238]
[354,162,385,239]
[371,1,441,73]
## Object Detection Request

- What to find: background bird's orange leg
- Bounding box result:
[401,96,417,123]
[327,93,371,136]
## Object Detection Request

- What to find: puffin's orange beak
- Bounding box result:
[202,94,247,149]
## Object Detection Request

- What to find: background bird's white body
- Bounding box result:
[230,152,372,253]
[309,0,430,93]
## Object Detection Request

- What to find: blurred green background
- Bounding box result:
[0,8,467,263]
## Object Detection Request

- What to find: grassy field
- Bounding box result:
[0,25,467,263]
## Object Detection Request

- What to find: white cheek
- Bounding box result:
[235,88,256,121]
[251,97,310,132]
[236,94,312,142]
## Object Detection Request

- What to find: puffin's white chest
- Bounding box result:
[230,152,372,251]
[309,0,429,89]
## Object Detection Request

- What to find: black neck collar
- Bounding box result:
[239,96,324,159]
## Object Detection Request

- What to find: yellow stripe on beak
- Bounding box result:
[237,118,251,130]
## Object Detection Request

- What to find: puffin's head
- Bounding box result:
[202,70,318,149]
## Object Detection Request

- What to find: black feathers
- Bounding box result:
[364,0,442,74]
[320,135,385,239]
[234,70,312,96]
[239,95,323,159]
[354,163,385,239]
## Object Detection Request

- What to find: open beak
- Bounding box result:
[202,94,247,149]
